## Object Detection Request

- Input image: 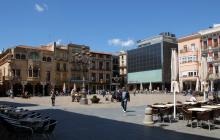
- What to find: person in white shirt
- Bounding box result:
[189,92,197,102]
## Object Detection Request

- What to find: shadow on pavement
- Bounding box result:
[0,101,38,107]
[35,109,220,140]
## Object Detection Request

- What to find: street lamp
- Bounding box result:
[113,75,120,90]
[75,47,90,105]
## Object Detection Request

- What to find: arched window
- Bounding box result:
[15,54,20,59]
[47,57,51,62]
[28,66,32,77]
[42,57,46,61]
[21,54,26,59]
[33,67,39,77]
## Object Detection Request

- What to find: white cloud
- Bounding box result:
[108,38,135,49]
[56,39,62,45]
[35,3,48,12]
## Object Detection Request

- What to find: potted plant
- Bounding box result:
[90,95,100,103]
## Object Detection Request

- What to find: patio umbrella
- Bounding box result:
[195,77,200,91]
[140,83,143,92]
[73,83,77,91]
[171,49,179,119]
[63,82,66,94]
[149,82,152,92]
[179,79,183,92]
[200,57,208,101]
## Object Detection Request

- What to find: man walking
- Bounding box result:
[121,87,130,112]
[51,89,56,106]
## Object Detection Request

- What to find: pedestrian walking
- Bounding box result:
[51,89,56,106]
[121,87,130,112]
[133,89,136,96]
[9,89,14,98]
[71,88,76,102]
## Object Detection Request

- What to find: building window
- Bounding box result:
[63,63,67,72]
[194,72,197,76]
[192,55,197,62]
[106,62,110,71]
[99,73,103,82]
[46,71,50,81]
[208,38,212,46]
[42,57,47,61]
[15,54,20,59]
[91,73,96,81]
[188,72,193,77]
[21,54,26,59]
[47,57,52,62]
[191,44,196,51]
[99,54,104,58]
[214,52,218,60]
[203,41,207,49]
[106,74,110,82]
[99,62,103,70]
[91,61,96,69]
[188,56,192,62]
[57,63,60,71]
[215,66,219,74]
[106,55,111,59]
[28,66,32,77]
[33,67,39,77]
[214,38,218,47]
[29,52,39,60]
[183,45,187,51]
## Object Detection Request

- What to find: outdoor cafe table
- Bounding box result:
[201,105,220,109]
[152,104,172,108]
[152,104,182,108]
[188,108,212,112]
[183,102,197,105]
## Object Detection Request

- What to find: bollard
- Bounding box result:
[143,106,154,125]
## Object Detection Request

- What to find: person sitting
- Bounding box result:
[189,92,197,102]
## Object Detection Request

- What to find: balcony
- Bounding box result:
[180,49,187,53]
[119,64,126,68]
[27,77,40,81]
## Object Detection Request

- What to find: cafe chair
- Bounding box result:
[197,111,214,131]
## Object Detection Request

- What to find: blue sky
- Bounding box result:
[1,0,220,53]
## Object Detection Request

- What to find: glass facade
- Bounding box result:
[127,43,162,73]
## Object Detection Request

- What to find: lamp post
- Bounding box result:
[75,47,90,105]
[113,75,120,90]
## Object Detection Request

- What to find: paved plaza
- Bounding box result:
[0,94,220,140]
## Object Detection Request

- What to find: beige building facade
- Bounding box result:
[119,51,127,86]
[178,33,201,91]
[0,43,90,96]
[89,51,112,93]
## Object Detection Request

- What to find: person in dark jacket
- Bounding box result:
[121,87,130,112]
[51,89,56,106]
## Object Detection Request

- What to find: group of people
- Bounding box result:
[111,87,130,112]
[49,87,131,112]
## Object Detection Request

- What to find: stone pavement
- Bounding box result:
[0,94,220,140]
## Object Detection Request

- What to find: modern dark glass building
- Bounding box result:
[127,32,178,90]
